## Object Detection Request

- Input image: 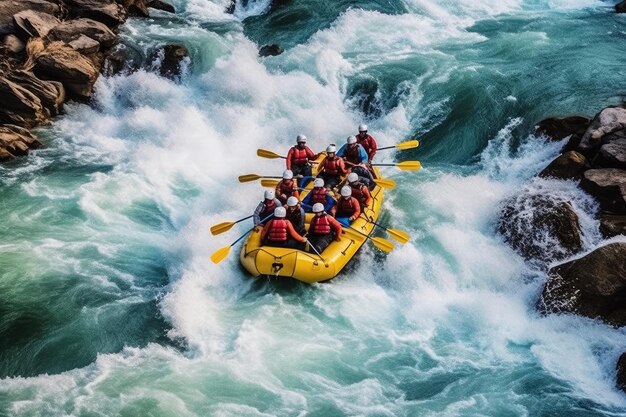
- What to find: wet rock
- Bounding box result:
[0,0,62,35]
[151,44,188,78]
[535,116,590,141]
[538,150,587,180]
[600,213,626,238]
[6,70,64,117]
[0,148,15,161]
[0,76,46,127]
[117,0,150,17]
[147,0,174,13]
[0,124,42,158]
[579,106,626,152]
[68,34,100,55]
[497,194,582,263]
[33,41,99,98]
[65,0,126,29]
[259,44,283,57]
[49,18,116,49]
[12,10,60,39]
[2,34,25,54]
[593,139,626,170]
[102,43,140,75]
[617,1,626,13]
[580,169,626,214]
[539,243,626,327]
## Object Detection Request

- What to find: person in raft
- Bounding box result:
[346,172,372,208]
[285,196,306,234]
[253,190,282,226]
[317,144,347,190]
[301,178,335,213]
[356,123,378,162]
[331,186,361,227]
[337,135,374,187]
[261,207,307,249]
[308,203,342,254]
[286,134,317,187]
[275,169,300,204]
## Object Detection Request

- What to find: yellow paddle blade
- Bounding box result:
[373,178,396,189]
[257,149,284,159]
[387,228,409,244]
[396,161,422,171]
[396,140,419,150]
[261,179,279,188]
[210,246,231,264]
[238,174,262,183]
[210,221,236,236]
[371,237,394,253]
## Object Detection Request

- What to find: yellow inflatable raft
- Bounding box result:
[240,165,384,283]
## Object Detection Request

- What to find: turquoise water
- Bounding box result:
[2,0,626,415]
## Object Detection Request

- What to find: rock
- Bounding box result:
[539,243,626,326]
[497,194,582,263]
[33,41,99,98]
[0,0,61,35]
[68,34,100,55]
[600,213,626,238]
[147,0,174,13]
[65,0,126,29]
[6,70,64,116]
[2,34,25,53]
[49,18,116,49]
[579,106,626,152]
[618,353,626,393]
[617,1,626,13]
[151,44,188,78]
[259,44,283,57]
[538,150,588,180]
[0,148,15,161]
[102,43,140,75]
[580,168,626,214]
[116,0,149,17]
[593,139,626,170]
[0,76,46,127]
[0,124,41,158]
[12,9,60,39]
[535,116,590,141]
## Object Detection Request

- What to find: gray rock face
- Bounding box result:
[538,150,587,180]
[594,139,626,170]
[12,9,60,39]
[539,243,626,327]
[49,18,116,49]
[497,194,582,263]
[580,169,626,214]
[600,213,626,238]
[65,0,126,28]
[579,107,626,152]
[0,0,61,35]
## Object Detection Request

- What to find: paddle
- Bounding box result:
[377,140,420,151]
[361,217,409,244]
[211,215,272,264]
[238,174,283,183]
[307,240,328,267]
[372,161,421,171]
[257,149,286,159]
[343,226,394,253]
[373,178,396,189]
[210,215,254,236]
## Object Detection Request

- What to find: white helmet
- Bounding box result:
[347,135,357,144]
[340,186,352,197]
[296,134,307,143]
[264,190,275,200]
[358,124,368,132]
[312,203,324,213]
[326,144,336,153]
[286,196,299,207]
[313,178,324,188]
[274,206,286,218]
[283,169,293,180]
[347,172,359,183]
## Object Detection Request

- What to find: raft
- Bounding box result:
[239,162,384,283]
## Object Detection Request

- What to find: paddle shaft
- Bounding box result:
[229,214,273,247]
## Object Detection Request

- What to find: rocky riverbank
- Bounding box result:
[0,0,180,161]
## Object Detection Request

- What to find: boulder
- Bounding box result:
[259,44,284,57]
[151,44,188,78]
[6,70,64,116]
[538,150,587,180]
[116,0,149,17]
[593,139,626,170]
[33,41,99,98]
[580,169,626,214]
[600,213,626,238]
[497,194,582,263]
[147,0,174,13]
[617,1,626,13]
[578,106,626,152]
[539,243,626,326]
[2,34,25,53]
[12,9,60,39]
[65,0,126,29]
[0,0,61,35]
[0,148,15,161]
[49,18,116,49]
[68,34,100,55]
[535,116,590,142]
[0,76,46,127]
[102,43,140,75]
[0,124,41,158]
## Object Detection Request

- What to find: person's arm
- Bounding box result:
[339,159,348,175]
[336,144,347,158]
[362,186,372,205]
[260,221,271,241]
[328,216,343,241]
[368,135,377,160]
[286,221,307,243]
[253,202,264,225]
[306,146,316,161]
[349,197,360,221]
[286,147,294,170]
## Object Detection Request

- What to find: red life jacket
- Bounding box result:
[345,145,360,164]
[311,214,331,235]
[286,207,302,227]
[311,187,327,204]
[260,199,277,218]
[279,179,295,196]
[323,157,341,175]
[290,146,310,165]
[336,197,356,217]
[350,183,366,204]
[358,135,375,152]
[267,219,288,241]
